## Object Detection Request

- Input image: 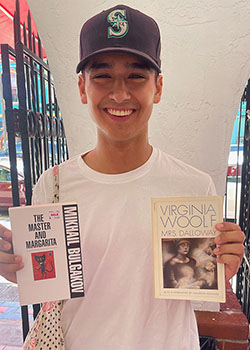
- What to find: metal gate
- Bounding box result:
[1,0,68,341]
[236,81,250,323]
[224,77,250,323]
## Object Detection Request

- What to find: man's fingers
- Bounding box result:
[214,230,245,245]
[213,243,245,257]
[0,251,23,282]
[0,272,17,284]
[0,251,22,265]
[0,257,23,285]
[0,261,23,274]
[0,239,12,252]
[0,225,14,254]
[216,253,242,281]
[216,253,241,264]
[0,227,22,285]
[0,225,13,243]
[215,222,241,232]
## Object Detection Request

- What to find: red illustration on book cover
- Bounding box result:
[31,251,56,281]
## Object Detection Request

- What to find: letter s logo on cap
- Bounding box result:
[107,9,129,38]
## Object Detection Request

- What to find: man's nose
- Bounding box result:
[109,79,131,103]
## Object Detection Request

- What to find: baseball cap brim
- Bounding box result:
[76,47,161,74]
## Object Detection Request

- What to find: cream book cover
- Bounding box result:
[151,196,225,302]
[9,202,84,306]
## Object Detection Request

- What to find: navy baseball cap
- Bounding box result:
[76,5,161,73]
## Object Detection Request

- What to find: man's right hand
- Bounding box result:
[0,224,23,283]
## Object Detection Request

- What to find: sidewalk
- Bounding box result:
[0,282,29,349]
[0,214,26,349]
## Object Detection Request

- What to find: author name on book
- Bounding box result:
[159,203,218,238]
[63,204,84,297]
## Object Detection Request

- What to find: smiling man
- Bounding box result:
[0,4,244,350]
[78,52,162,173]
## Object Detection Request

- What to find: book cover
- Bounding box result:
[9,202,84,305]
[151,196,225,302]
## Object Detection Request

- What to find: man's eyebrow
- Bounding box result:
[126,62,152,70]
[87,62,113,71]
[86,61,152,72]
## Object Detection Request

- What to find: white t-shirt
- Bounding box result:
[32,147,216,350]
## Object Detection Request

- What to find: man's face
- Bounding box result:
[78,52,162,144]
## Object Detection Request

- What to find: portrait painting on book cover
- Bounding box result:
[162,238,218,290]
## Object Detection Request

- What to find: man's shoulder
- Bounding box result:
[32,154,82,204]
[154,148,216,195]
[157,148,211,179]
[40,154,81,180]
[57,153,82,172]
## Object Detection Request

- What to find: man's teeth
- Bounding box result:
[107,109,133,116]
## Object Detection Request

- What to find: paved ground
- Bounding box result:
[0,212,28,349]
[0,283,25,349]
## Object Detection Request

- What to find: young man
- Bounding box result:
[0,5,244,349]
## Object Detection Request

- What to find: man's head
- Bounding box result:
[76,5,163,145]
[78,52,162,143]
[76,4,161,75]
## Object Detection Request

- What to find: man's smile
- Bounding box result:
[106,108,134,116]
[103,108,136,121]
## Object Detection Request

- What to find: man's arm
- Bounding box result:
[214,222,245,281]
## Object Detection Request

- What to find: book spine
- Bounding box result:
[62,204,85,298]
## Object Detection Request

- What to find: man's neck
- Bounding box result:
[82,139,153,174]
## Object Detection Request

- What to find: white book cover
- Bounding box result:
[151,195,225,302]
[9,202,84,306]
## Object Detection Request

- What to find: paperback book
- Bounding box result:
[9,202,84,306]
[151,195,225,302]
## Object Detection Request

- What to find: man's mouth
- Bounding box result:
[105,108,135,117]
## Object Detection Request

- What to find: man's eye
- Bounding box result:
[93,74,111,79]
[128,74,145,79]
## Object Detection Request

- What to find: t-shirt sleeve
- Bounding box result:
[207,176,217,196]
[32,167,54,205]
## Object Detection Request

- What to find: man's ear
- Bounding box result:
[78,74,87,104]
[153,74,163,104]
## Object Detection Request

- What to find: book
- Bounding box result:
[9,202,84,306]
[151,195,225,302]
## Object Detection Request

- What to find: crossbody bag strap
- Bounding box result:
[23,165,65,350]
[53,165,59,203]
